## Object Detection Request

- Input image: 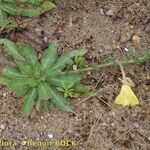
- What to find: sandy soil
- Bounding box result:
[0,0,150,150]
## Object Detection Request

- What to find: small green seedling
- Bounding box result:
[0,0,55,29]
[74,55,87,68]
[57,82,76,98]
[0,39,87,118]
[57,82,91,98]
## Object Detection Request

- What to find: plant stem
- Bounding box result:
[62,51,150,74]
[118,62,126,80]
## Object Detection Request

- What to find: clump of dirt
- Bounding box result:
[0,0,150,150]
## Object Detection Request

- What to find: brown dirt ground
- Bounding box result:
[0,0,150,150]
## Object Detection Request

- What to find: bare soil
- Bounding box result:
[0,0,150,150]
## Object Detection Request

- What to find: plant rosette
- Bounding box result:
[0,0,55,30]
[0,38,88,118]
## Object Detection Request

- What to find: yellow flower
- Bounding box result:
[115,83,139,106]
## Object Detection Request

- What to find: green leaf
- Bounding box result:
[18,63,33,75]
[15,87,29,97]
[17,0,42,6]
[0,3,21,15]
[56,87,65,92]
[38,82,50,100]
[26,78,38,87]
[50,74,81,87]
[68,49,87,57]
[35,99,44,111]
[0,75,9,85]
[5,17,17,29]
[48,101,55,110]
[32,62,42,78]
[20,7,41,17]
[18,42,38,66]
[41,42,58,70]
[49,86,72,111]
[0,5,17,29]
[7,79,27,91]
[41,1,56,12]
[2,0,15,3]
[0,39,25,61]
[74,56,87,68]
[62,82,75,90]
[0,9,10,28]
[44,68,61,78]
[51,49,87,71]
[74,83,91,94]
[2,66,26,79]
[23,88,37,118]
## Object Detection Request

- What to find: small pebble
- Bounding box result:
[102,122,107,126]
[68,129,72,133]
[133,123,140,128]
[124,48,129,52]
[73,65,77,71]
[43,36,48,43]
[3,93,6,97]
[100,8,104,15]
[0,124,5,130]
[87,71,91,75]
[111,123,115,126]
[106,9,114,16]
[48,133,53,139]
[111,112,116,118]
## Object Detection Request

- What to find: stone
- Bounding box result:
[106,9,114,16]
[132,35,141,45]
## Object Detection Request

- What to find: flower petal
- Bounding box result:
[115,84,139,106]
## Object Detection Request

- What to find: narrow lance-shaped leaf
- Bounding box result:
[26,78,38,87]
[18,43,38,66]
[15,86,29,98]
[51,49,87,71]
[49,86,73,111]
[0,9,10,28]
[0,75,9,85]
[20,7,42,17]
[0,2,21,15]
[35,99,44,111]
[68,49,88,57]
[41,1,56,12]
[49,74,81,86]
[19,1,55,17]
[5,17,17,29]
[16,0,42,6]
[32,62,42,78]
[0,39,25,61]
[2,66,27,79]
[0,76,28,96]
[43,68,61,78]
[7,79,26,89]
[38,82,50,100]
[41,42,58,70]
[23,88,37,118]
[7,79,28,96]
[18,63,33,75]
[2,0,15,3]
[74,83,91,94]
